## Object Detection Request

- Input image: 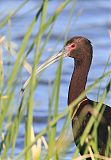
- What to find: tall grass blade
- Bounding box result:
[0,0,29,29]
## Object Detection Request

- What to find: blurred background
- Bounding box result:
[0,0,111,159]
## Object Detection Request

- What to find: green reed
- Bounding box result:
[0,0,111,160]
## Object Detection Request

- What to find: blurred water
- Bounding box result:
[0,0,111,159]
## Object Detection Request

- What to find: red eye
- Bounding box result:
[71,44,75,48]
[65,43,76,52]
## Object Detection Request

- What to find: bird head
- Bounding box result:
[64,36,93,61]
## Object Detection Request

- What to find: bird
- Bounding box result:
[20,36,111,157]
[63,36,111,157]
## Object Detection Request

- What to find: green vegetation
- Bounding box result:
[0,0,111,159]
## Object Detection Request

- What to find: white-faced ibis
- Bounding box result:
[21,36,111,158]
[63,36,111,157]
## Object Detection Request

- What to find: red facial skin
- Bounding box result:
[65,43,76,54]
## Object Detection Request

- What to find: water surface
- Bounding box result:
[0,0,111,159]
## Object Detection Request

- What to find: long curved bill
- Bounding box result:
[20,49,67,94]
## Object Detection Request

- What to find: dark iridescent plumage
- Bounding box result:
[66,36,111,157]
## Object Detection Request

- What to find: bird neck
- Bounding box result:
[68,56,92,105]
